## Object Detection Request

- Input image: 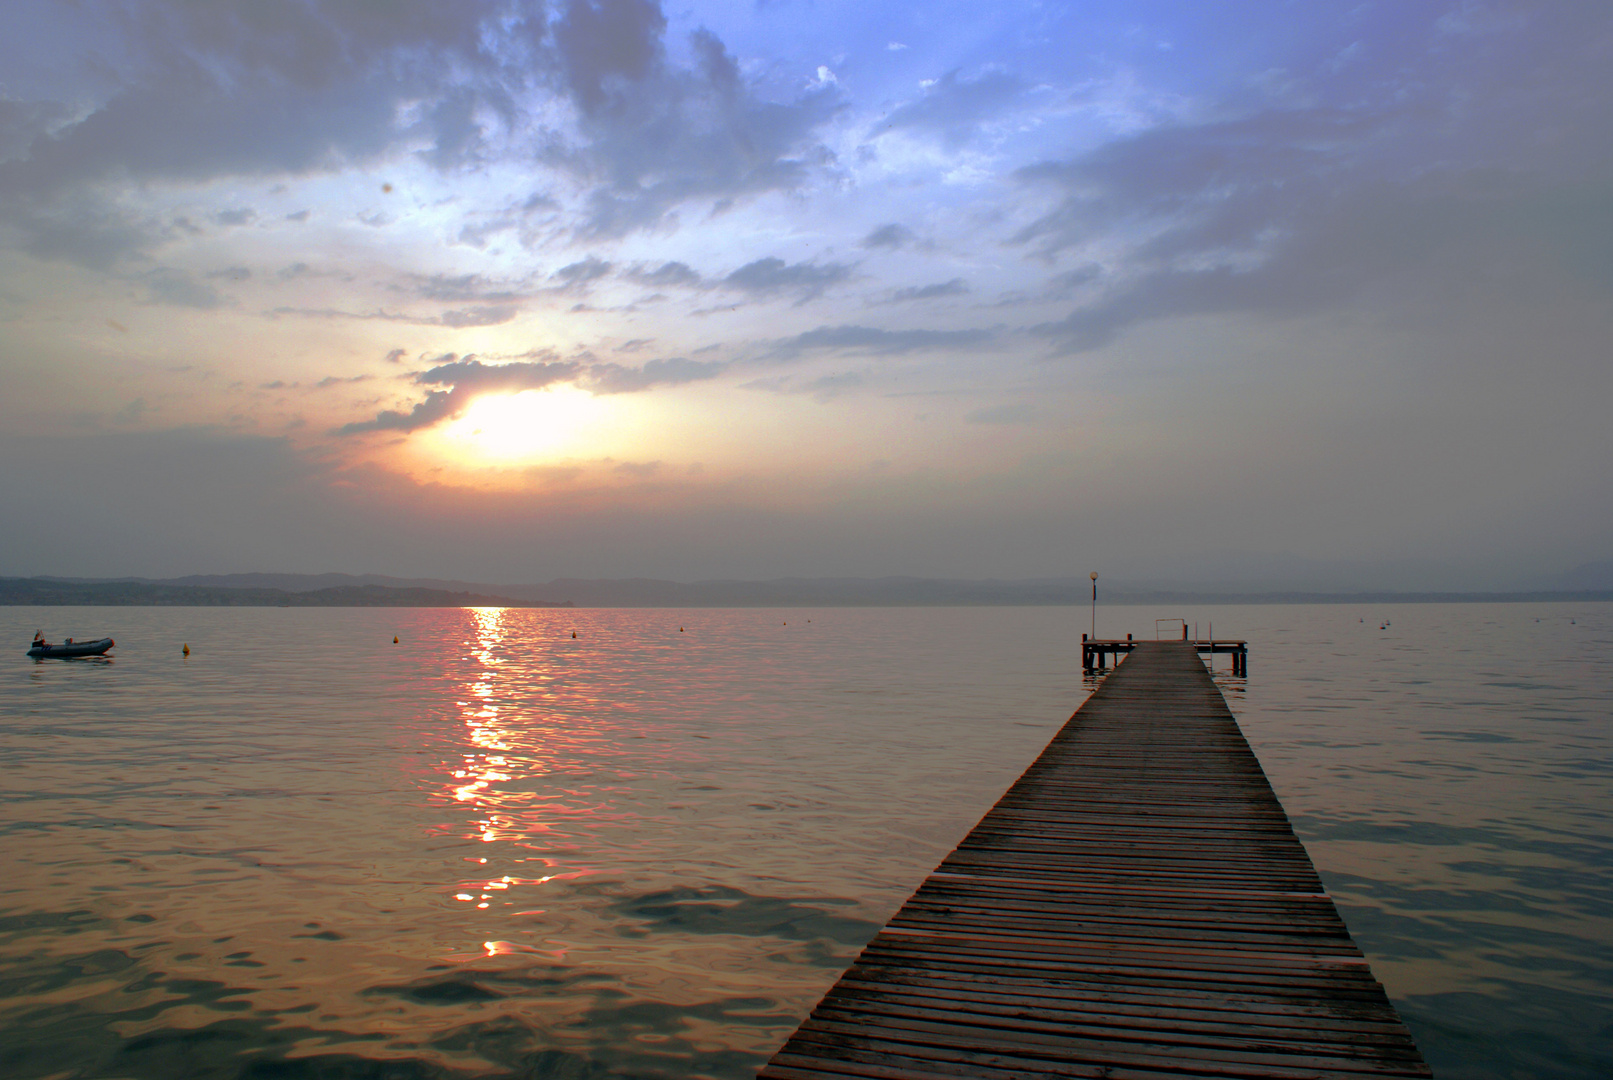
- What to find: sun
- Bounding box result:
[437,386,607,462]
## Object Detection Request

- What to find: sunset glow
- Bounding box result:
[1,2,1608,588]
[437,387,610,465]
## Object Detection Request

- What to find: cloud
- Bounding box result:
[1031,170,1613,353]
[886,278,969,303]
[16,203,151,271]
[271,304,520,328]
[721,257,853,302]
[860,223,917,250]
[771,324,995,358]
[800,371,864,400]
[146,268,224,309]
[418,86,489,169]
[744,371,867,401]
[0,98,69,161]
[0,2,527,268]
[335,390,460,435]
[419,357,579,393]
[1000,5,1613,354]
[626,261,701,287]
[587,356,725,393]
[550,18,847,238]
[555,0,668,116]
[966,402,1036,425]
[0,0,846,269]
[554,256,613,285]
[613,460,661,476]
[878,68,1029,147]
[438,305,519,328]
[4,3,526,192]
[408,274,524,303]
[1048,264,1101,291]
[337,356,581,434]
[1010,108,1379,264]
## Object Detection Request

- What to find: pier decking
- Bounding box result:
[1083,634,1248,676]
[761,641,1428,1080]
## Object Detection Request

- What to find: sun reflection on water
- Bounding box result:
[461,607,516,849]
[435,607,606,942]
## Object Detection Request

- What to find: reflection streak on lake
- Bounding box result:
[0,603,1608,1080]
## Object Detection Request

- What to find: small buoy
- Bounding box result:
[393,636,399,643]
[679,627,684,632]
[182,643,190,656]
[571,630,576,638]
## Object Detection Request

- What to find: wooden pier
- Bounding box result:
[1083,633,1248,676]
[761,641,1427,1080]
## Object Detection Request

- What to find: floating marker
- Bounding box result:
[393,636,399,643]
[182,643,190,656]
[571,631,576,638]
[679,627,684,632]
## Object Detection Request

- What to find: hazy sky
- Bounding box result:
[2,1,1609,588]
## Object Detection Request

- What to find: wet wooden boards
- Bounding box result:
[761,641,1429,1080]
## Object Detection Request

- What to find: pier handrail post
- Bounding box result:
[1089,572,1098,642]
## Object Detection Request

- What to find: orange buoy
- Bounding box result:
[393,636,399,643]
[182,643,190,656]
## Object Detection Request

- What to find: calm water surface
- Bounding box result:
[1,603,1608,1079]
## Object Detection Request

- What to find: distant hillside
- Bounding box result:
[517,577,1613,607]
[5,573,1609,608]
[0,578,571,608]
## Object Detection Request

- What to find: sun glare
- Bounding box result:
[439,386,606,462]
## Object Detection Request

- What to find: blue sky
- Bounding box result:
[1,1,1609,588]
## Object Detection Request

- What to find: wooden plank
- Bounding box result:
[761,641,1429,1079]
[829,976,1419,1034]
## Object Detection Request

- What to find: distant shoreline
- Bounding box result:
[3,575,1609,608]
[0,579,571,609]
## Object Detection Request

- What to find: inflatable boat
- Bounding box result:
[27,637,115,658]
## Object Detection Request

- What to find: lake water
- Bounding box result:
[1,603,1608,1080]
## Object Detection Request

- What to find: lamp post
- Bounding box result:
[1090,572,1098,641]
